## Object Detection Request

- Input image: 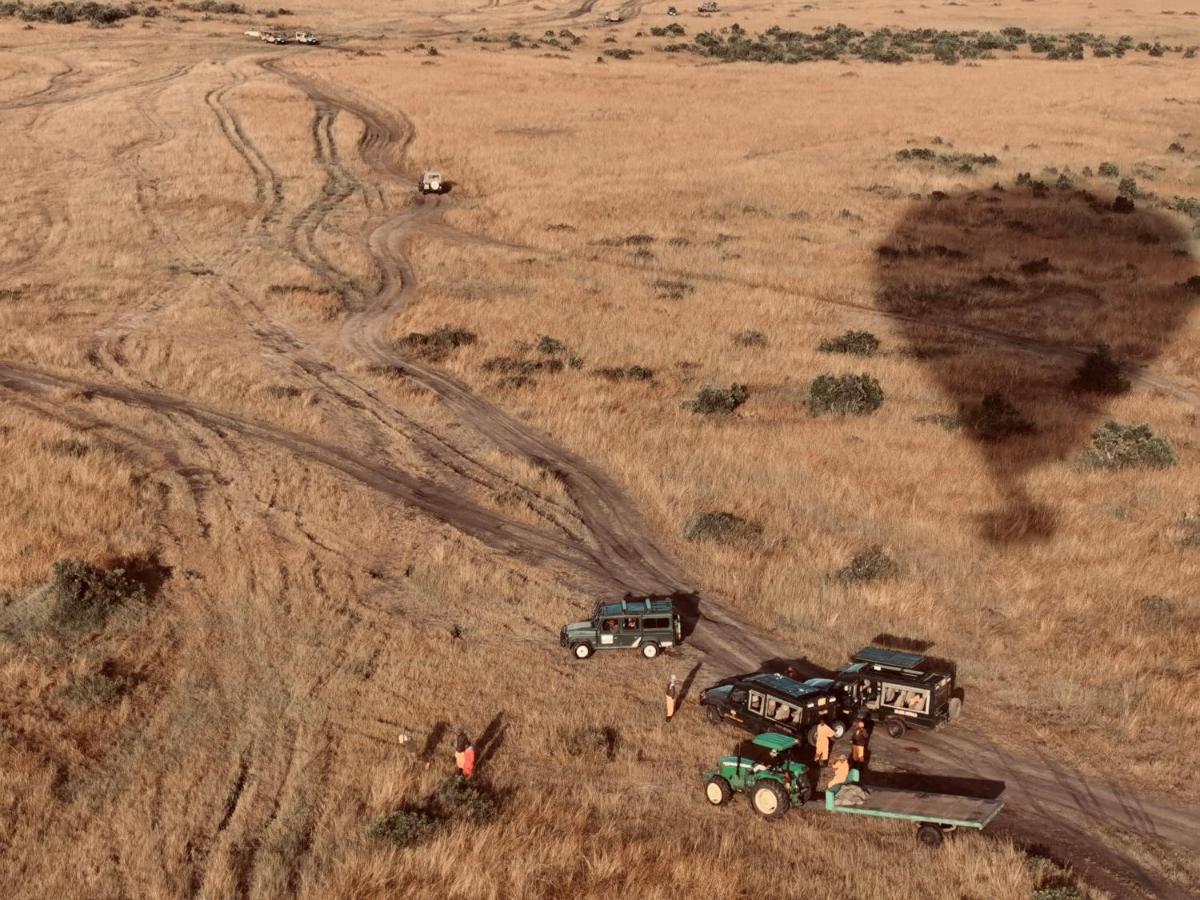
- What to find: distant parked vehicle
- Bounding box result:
[295,31,320,45]
[419,171,444,194]
[667,5,678,15]
[560,596,682,659]
[604,11,623,22]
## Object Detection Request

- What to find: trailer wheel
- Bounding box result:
[751,781,789,819]
[705,776,733,806]
[947,696,963,720]
[917,823,945,848]
[572,643,592,660]
[885,716,906,738]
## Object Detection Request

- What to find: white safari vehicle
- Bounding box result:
[419,172,444,194]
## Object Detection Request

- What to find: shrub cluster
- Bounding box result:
[895,147,999,173]
[595,365,652,382]
[732,330,768,347]
[959,393,1035,442]
[835,546,899,584]
[818,330,879,356]
[49,558,146,631]
[658,23,1195,65]
[565,725,621,760]
[1080,421,1176,471]
[683,383,748,415]
[1070,345,1130,395]
[683,511,762,545]
[808,373,883,416]
[369,775,501,849]
[396,325,476,361]
[0,1,142,24]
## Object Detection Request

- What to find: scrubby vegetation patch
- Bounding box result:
[684,511,762,545]
[1080,421,1176,471]
[808,373,883,416]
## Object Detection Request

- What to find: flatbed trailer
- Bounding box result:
[825,771,1003,846]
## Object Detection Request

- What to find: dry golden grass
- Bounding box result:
[2,0,1198,897]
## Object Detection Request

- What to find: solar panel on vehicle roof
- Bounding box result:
[854,646,925,668]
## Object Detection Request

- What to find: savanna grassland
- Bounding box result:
[1,0,1198,898]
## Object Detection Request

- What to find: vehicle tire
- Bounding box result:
[572,643,592,660]
[947,696,963,720]
[917,823,945,848]
[806,725,818,747]
[705,776,733,807]
[885,716,906,739]
[705,703,724,725]
[641,642,659,659]
[751,781,790,819]
[831,720,846,739]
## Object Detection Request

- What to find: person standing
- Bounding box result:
[850,719,870,767]
[813,719,836,766]
[826,754,852,789]
[665,674,679,722]
[454,730,476,778]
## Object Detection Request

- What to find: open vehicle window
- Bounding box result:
[748,691,763,714]
[623,618,638,631]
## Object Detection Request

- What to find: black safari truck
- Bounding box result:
[833,646,964,738]
[700,673,845,745]
[560,596,682,659]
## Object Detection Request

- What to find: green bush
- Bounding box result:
[595,365,653,382]
[959,393,1035,442]
[835,546,899,584]
[1081,421,1176,471]
[818,330,879,356]
[1070,345,1130,395]
[50,559,146,631]
[1097,161,1120,177]
[684,511,762,545]
[367,809,438,848]
[434,775,501,824]
[808,373,883,416]
[683,383,748,415]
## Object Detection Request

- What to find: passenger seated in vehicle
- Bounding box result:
[907,692,925,711]
[765,699,778,718]
[790,709,803,724]
[603,618,618,632]
[624,618,637,630]
[774,704,791,721]
[883,687,901,706]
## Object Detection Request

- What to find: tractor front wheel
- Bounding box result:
[885,716,907,738]
[572,643,592,660]
[917,823,945,848]
[641,642,659,659]
[751,781,790,819]
[704,776,733,807]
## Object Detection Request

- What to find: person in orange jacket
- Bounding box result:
[813,720,836,766]
[454,730,476,778]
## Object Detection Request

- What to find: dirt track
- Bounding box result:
[2,14,1199,899]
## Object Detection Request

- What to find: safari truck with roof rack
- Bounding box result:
[700,672,845,745]
[832,646,963,738]
[560,596,681,659]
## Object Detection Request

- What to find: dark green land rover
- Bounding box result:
[560,596,682,659]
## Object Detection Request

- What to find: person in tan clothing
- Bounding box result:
[813,720,836,766]
[827,755,851,789]
[665,674,678,721]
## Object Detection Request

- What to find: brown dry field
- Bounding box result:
[2,0,1199,898]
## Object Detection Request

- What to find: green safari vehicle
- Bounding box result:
[703,732,812,819]
[560,596,682,659]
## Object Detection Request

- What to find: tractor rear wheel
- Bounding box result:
[885,716,906,738]
[572,643,592,660]
[751,781,789,819]
[917,823,945,848]
[641,642,659,659]
[704,776,733,806]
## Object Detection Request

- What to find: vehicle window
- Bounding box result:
[905,690,928,713]
[602,618,619,632]
[623,618,638,631]
[773,702,793,722]
[643,616,670,630]
[882,684,903,706]
[748,691,763,714]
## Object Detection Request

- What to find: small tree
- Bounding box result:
[1070,345,1130,395]
[49,559,146,631]
[818,330,879,357]
[1081,421,1176,471]
[683,384,748,415]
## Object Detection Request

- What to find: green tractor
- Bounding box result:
[703,732,812,819]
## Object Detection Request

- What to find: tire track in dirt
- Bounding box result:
[257,62,1200,899]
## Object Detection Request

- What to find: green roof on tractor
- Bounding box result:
[750,732,800,752]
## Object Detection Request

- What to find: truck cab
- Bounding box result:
[560,596,681,659]
[700,672,844,745]
[834,646,963,737]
